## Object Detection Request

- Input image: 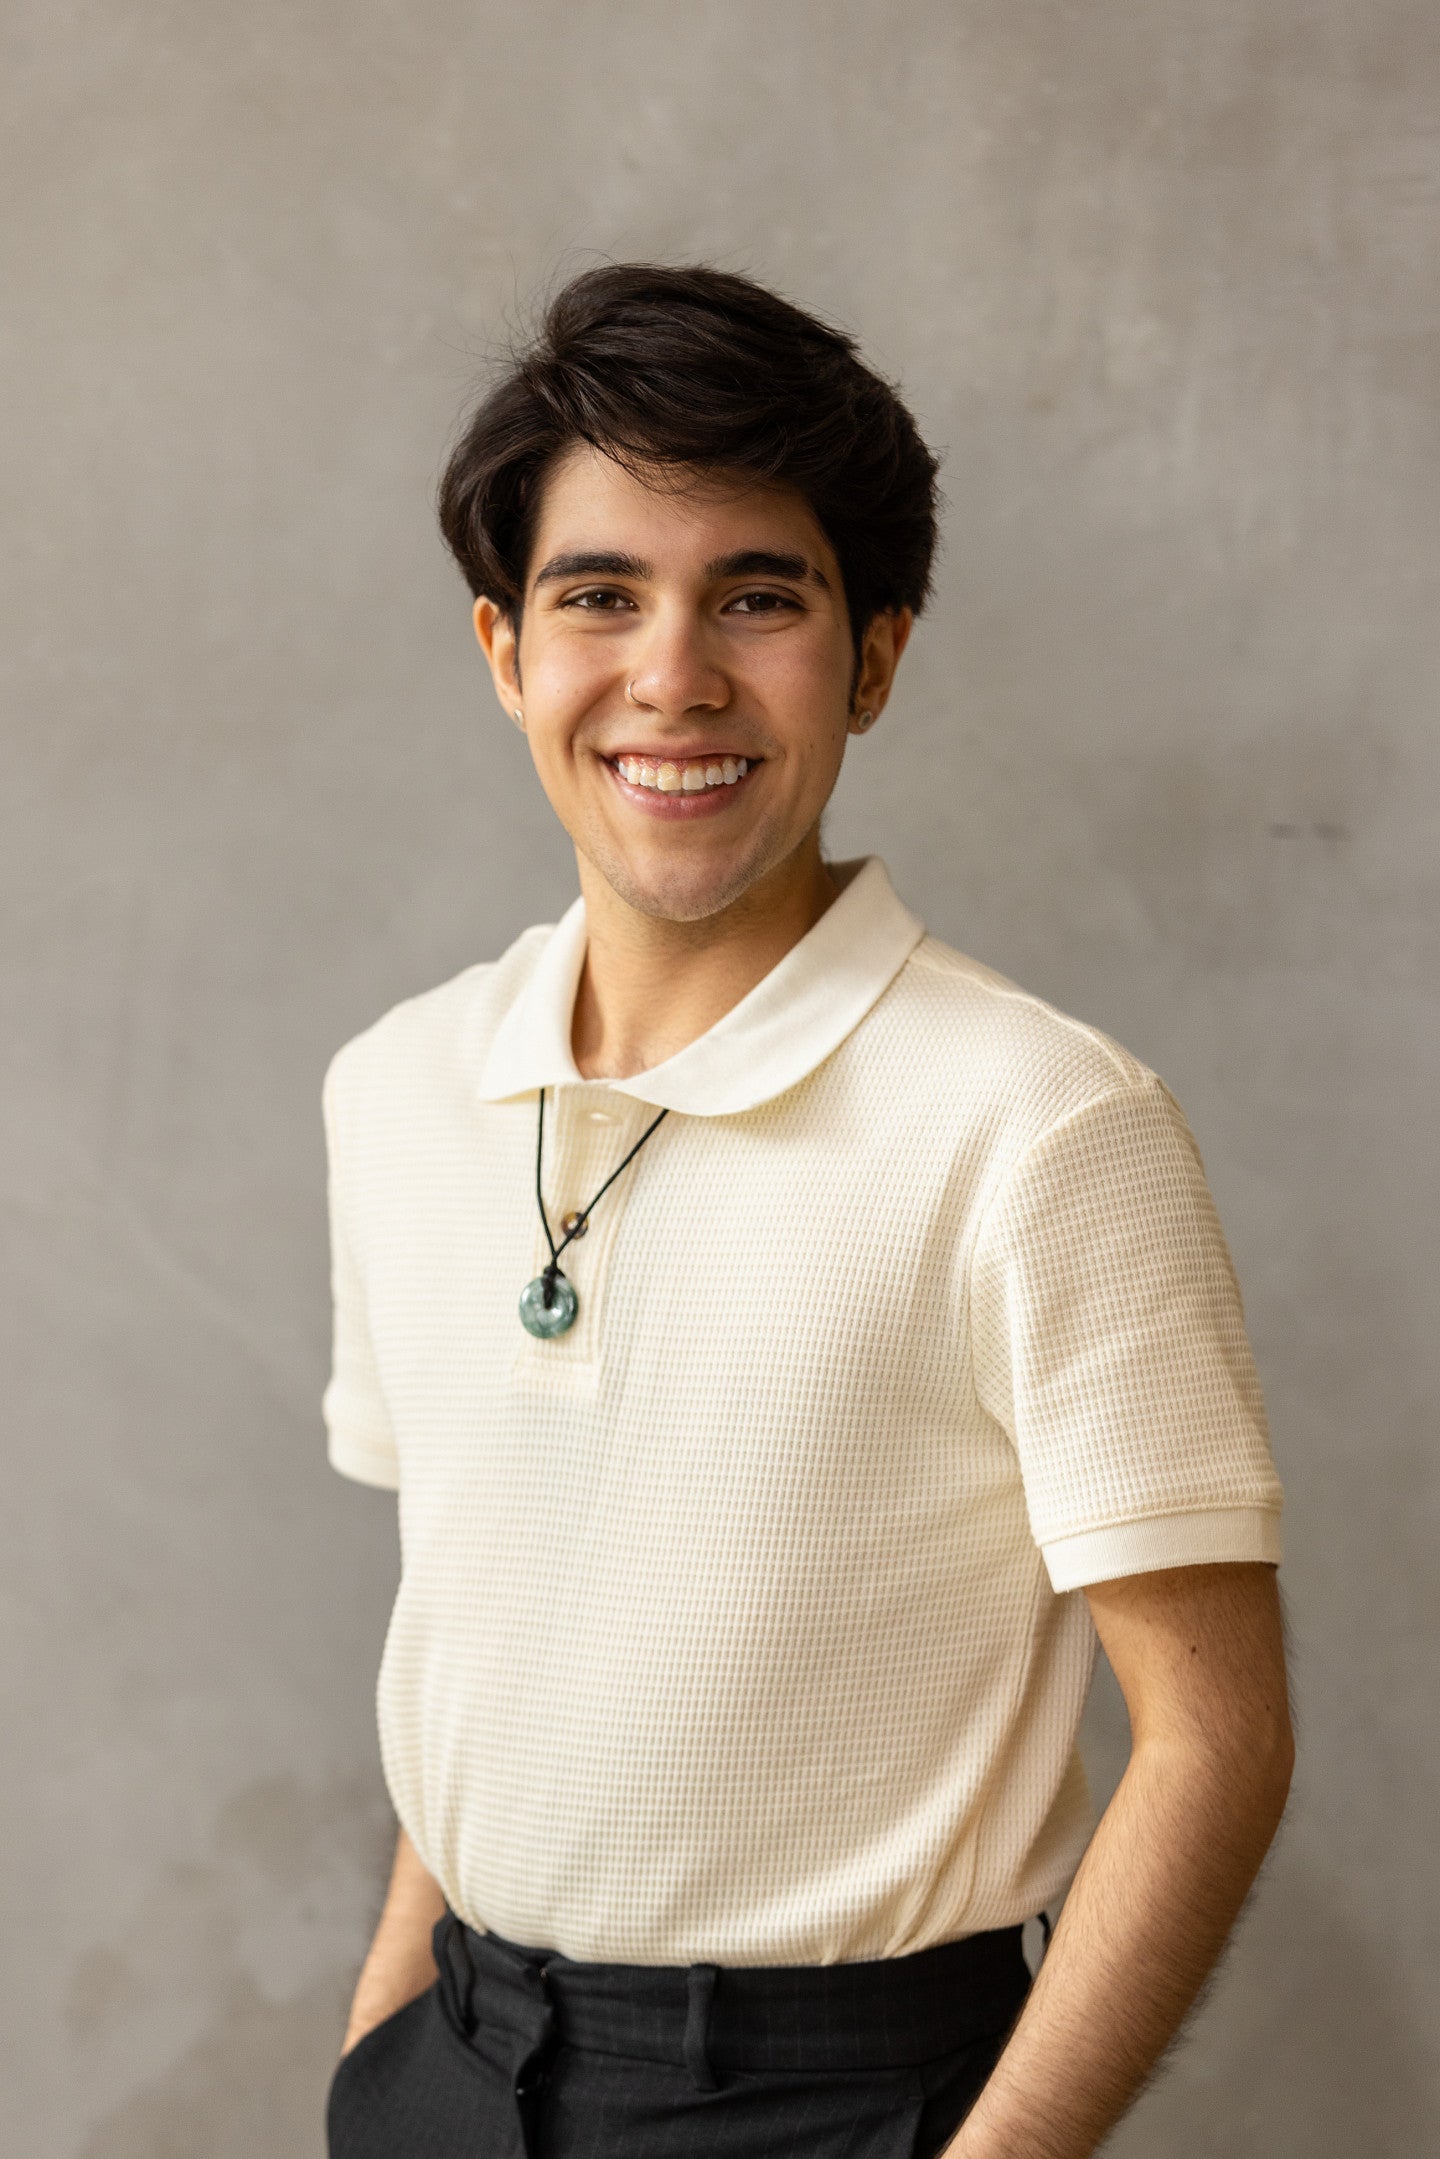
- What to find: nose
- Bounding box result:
[624,603,730,716]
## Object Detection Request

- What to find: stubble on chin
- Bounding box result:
[578,826,785,932]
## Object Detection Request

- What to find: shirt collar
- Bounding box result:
[470,853,926,1116]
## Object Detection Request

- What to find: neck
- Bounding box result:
[570,840,846,1082]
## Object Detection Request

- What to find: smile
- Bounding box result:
[611,753,755,792]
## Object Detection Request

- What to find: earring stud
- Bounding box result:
[513,708,525,729]
[855,709,876,731]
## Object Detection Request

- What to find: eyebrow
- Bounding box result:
[711,549,832,591]
[532,550,649,588]
[531,547,831,592]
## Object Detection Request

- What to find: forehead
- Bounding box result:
[527,442,836,577]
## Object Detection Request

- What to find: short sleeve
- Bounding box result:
[969,1072,1283,1591]
[320,1050,401,1491]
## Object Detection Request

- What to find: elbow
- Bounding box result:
[1264,1710,1296,1821]
[1146,1704,1296,1845]
[1229,1703,1296,1843]
[1234,1667,1296,1820]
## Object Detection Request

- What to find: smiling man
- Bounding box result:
[319,264,1291,2159]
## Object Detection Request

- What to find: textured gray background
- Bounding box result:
[5,2,1437,2153]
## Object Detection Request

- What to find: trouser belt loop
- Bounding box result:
[684,1963,721,2091]
[435,1910,478,2036]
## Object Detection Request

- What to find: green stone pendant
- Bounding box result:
[519,1269,578,1338]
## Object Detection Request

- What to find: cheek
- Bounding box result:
[526,630,618,713]
[756,636,853,741]
[741,624,849,704]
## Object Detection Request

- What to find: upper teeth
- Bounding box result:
[615,756,750,791]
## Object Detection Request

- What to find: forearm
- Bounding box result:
[342,1823,450,2054]
[944,1733,1291,2159]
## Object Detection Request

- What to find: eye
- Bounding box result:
[725,589,802,615]
[562,587,634,611]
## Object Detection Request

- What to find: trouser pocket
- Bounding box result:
[909,2028,1013,2159]
[324,1987,434,2158]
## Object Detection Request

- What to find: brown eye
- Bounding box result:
[727,590,800,614]
[565,588,633,610]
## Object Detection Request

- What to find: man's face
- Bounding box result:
[474,443,903,926]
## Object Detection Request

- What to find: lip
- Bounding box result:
[601,751,763,819]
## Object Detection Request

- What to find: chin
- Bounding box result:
[590,837,772,924]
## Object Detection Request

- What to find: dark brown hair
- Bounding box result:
[436,263,942,662]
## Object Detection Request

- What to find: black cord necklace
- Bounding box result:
[519,1086,671,1337]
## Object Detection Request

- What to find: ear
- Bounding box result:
[473,594,523,718]
[851,607,914,723]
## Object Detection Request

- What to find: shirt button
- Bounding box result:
[588,1109,616,1124]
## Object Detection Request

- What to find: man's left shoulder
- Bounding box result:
[892,930,1157,1140]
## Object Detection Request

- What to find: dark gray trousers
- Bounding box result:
[326,1908,1032,2158]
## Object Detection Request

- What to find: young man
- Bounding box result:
[320,264,1292,2159]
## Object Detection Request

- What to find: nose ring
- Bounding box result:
[625,679,642,707]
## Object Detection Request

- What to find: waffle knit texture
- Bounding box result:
[321,855,1283,1966]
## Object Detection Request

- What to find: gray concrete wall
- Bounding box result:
[4,3,1436,2151]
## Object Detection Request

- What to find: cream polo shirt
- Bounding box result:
[321,853,1283,1967]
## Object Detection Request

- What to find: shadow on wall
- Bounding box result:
[71,1771,394,2159]
[1083,1656,1433,2156]
[1103,1850,1434,2158]
[78,1968,341,2159]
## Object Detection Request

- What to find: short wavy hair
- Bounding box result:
[436,263,942,659]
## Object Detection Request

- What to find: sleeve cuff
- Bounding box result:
[1041,1505,1283,1592]
[326,1426,401,1491]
